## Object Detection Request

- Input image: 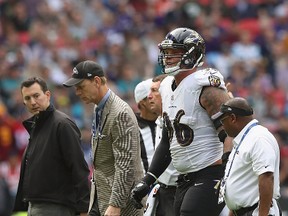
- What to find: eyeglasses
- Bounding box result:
[220,115,231,125]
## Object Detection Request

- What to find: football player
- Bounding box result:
[131,27,232,216]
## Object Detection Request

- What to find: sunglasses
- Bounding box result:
[220,113,238,125]
[220,115,231,125]
[220,104,253,116]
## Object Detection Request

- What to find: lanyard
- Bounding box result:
[224,122,258,179]
[218,122,259,204]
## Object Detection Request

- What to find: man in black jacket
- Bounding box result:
[13,77,90,216]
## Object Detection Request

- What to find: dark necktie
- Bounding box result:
[95,107,101,129]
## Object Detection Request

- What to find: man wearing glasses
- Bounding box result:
[213,97,282,216]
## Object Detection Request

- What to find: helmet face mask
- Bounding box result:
[158,28,206,76]
[160,49,184,71]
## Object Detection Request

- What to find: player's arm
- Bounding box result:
[130,126,171,209]
[200,86,229,122]
[200,86,233,161]
[147,126,171,179]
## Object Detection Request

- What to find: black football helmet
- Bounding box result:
[158,27,205,76]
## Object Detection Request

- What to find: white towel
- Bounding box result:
[144,184,160,216]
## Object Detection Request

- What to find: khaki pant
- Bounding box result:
[28,202,75,216]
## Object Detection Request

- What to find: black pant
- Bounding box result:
[156,184,177,216]
[174,165,225,216]
[88,200,100,216]
[232,200,283,216]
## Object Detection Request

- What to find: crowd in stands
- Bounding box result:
[0,0,288,214]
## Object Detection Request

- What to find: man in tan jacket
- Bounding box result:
[63,60,143,216]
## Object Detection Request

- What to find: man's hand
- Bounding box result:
[104,205,121,216]
[226,82,234,98]
[130,181,150,209]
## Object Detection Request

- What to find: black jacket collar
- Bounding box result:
[23,104,55,133]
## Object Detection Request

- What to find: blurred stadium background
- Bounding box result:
[0,0,287,215]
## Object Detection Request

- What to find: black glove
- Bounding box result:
[130,181,150,209]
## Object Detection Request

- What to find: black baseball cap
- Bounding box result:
[63,60,104,87]
[212,104,253,120]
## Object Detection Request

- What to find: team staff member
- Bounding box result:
[145,74,179,216]
[131,27,231,216]
[14,77,90,216]
[134,79,157,174]
[214,97,282,216]
[63,60,143,216]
